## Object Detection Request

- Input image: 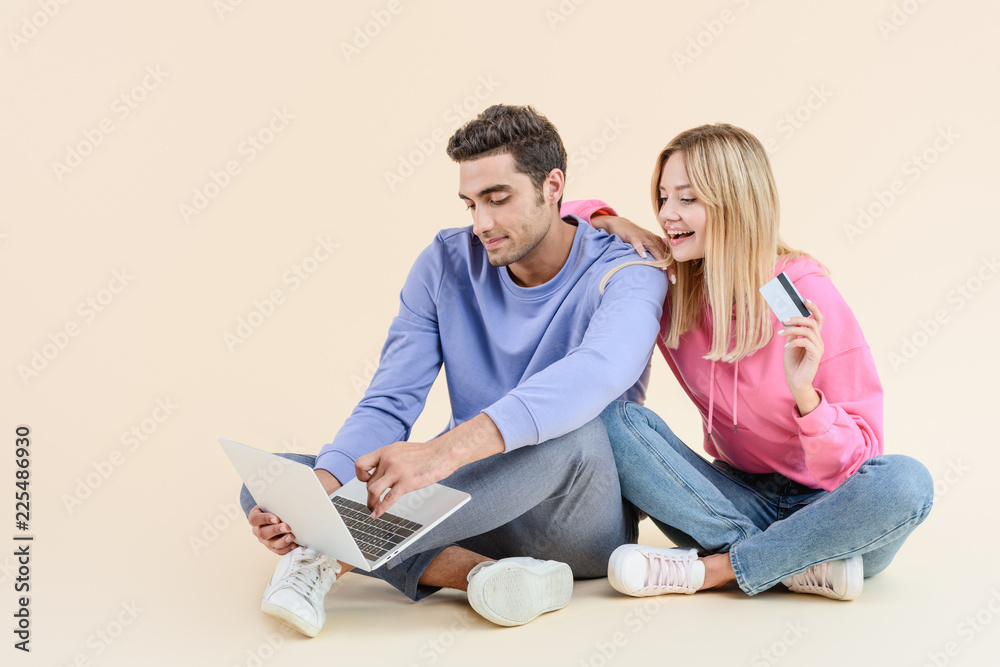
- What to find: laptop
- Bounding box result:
[219,438,471,571]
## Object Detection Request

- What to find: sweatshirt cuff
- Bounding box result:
[482,396,539,452]
[561,199,618,224]
[793,389,838,437]
[313,450,356,487]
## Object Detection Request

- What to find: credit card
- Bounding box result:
[759,272,809,323]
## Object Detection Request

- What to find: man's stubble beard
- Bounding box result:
[486,205,551,268]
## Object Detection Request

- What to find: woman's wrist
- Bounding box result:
[792,386,821,416]
[591,213,616,233]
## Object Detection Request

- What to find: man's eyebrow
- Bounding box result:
[458,184,513,200]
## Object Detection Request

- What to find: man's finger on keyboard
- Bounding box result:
[372,484,406,519]
[366,479,387,514]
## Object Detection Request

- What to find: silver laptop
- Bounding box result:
[219,438,471,571]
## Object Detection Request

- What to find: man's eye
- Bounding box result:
[491,197,509,206]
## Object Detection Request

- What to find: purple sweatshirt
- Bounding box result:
[314,202,668,484]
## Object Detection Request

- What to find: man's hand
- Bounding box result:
[355,413,504,518]
[248,506,299,555]
[247,469,343,555]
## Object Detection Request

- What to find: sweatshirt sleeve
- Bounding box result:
[791,272,884,491]
[313,238,445,485]
[559,199,616,223]
[483,261,667,450]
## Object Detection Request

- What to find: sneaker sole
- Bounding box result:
[468,561,573,627]
[260,600,321,638]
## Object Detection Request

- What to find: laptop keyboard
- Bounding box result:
[331,496,424,562]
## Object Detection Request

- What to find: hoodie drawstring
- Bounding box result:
[707,361,716,443]
[733,361,739,433]
[706,359,739,444]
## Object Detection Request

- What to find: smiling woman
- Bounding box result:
[657,152,707,264]
[568,122,934,602]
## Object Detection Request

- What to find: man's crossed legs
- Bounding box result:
[239,417,638,635]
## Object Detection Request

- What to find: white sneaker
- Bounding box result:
[260,546,341,637]
[781,555,863,601]
[608,545,705,597]
[466,557,573,627]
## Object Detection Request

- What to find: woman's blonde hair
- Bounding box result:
[601,124,814,361]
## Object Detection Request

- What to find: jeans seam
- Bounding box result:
[709,461,784,513]
[729,548,752,595]
[618,402,754,545]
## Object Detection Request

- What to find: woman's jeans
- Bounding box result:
[601,401,934,595]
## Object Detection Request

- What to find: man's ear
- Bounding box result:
[543,168,565,205]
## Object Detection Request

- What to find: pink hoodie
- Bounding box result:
[561,200,884,491]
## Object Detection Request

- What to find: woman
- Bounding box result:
[562,124,933,600]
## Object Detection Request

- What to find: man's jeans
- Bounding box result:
[240,417,638,601]
[600,401,934,595]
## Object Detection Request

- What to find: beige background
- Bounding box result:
[3,0,998,665]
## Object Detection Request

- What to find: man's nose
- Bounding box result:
[473,208,495,237]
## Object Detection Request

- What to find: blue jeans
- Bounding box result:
[600,401,934,595]
[240,417,639,601]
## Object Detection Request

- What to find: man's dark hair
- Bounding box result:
[447,104,568,205]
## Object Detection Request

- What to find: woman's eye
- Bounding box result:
[681,198,696,205]
[657,197,667,205]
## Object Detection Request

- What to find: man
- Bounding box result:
[239,104,668,636]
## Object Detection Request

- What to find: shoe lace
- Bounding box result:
[278,549,340,599]
[645,552,695,591]
[792,563,831,591]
